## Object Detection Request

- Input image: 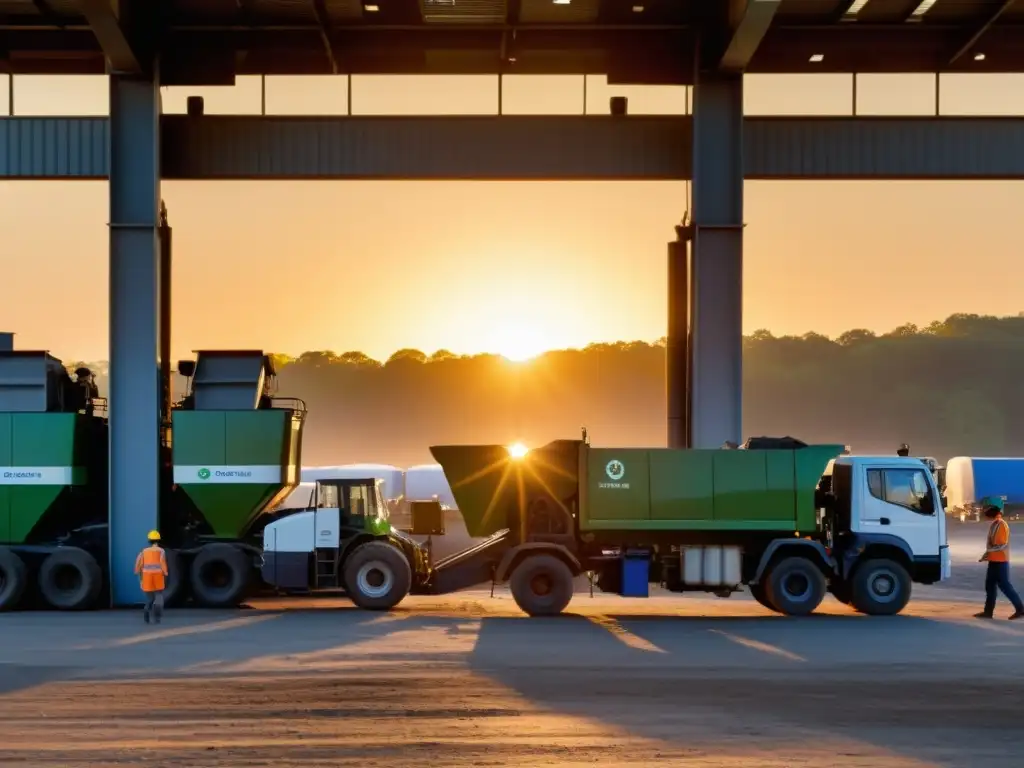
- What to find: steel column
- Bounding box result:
[108,72,161,606]
[666,235,691,449]
[690,71,744,448]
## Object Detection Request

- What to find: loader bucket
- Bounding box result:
[429,440,582,538]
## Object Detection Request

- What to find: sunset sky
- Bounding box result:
[1,71,1023,363]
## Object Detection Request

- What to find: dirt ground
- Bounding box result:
[1,522,1021,768]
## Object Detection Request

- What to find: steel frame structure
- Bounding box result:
[2,0,1024,604]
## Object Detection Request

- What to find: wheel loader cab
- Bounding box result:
[825,456,949,585]
[260,477,394,592]
[315,478,390,531]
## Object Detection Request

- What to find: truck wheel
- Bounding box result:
[38,548,103,610]
[0,547,28,610]
[162,549,185,607]
[765,557,826,617]
[748,581,778,613]
[509,554,574,617]
[850,559,912,616]
[343,541,412,610]
[190,544,251,608]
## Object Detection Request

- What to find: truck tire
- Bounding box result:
[162,549,185,607]
[509,554,574,617]
[0,547,28,610]
[850,558,912,616]
[343,541,412,610]
[764,556,826,617]
[38,548,103,610]
[748,581,778,613]
[190,544,251,608]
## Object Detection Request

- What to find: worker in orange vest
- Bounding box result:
[975,497,1024,620]
[134,530,169,624]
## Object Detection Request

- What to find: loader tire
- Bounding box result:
[342,540,409,614]
[190,543,251,608]
[0,547,28,610]
[344,541,412,611]
[764,556,826,617]
[38,547,103,610]
[510,554,574,617]
[162,549,185,607]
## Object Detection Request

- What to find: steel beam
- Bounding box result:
[4,115,1024,180]
[79,0,141,73]
[108,72,161,607]
[689,71,744,449]
[720,0,781,72]
[948,0,1016,66]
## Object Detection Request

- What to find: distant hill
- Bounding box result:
[66,313,1024,466]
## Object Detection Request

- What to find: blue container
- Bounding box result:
[621,552,650,598]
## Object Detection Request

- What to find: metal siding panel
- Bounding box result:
[745,117,1024,178]
[3,115,1024,179]
[0,117,107,178]
[161,115,693,179]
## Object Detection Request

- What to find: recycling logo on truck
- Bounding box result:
[605,460,625,481]
[197,467,211,480]
[598,459,630,490]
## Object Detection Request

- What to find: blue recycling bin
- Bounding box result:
[621,551,650,598]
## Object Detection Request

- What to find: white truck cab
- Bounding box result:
[819,455,950,611]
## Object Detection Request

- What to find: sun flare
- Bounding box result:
[507,442,530,459]
[488,323,548,362]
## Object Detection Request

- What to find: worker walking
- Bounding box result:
[975,497,1024,620]
[134,530,169,624]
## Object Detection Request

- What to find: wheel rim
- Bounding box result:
[781,572,812,602]
[868,568,900,603]
[0,568,6,594]
[530,573,553,598]
[201,560,233,591]
[357,561,393,599]
[53,564,82,595]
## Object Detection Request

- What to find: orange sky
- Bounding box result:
[2,72,1023,363]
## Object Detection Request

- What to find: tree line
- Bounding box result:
[71,313,1024,467]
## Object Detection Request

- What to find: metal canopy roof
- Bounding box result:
[1,0,1023,82]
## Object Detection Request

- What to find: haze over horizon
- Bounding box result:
[3,71,1023,363]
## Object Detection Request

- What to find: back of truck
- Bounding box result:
[579,444,845,535]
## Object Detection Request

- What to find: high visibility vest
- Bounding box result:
[135,546,168,592]
[987,519,1011,563]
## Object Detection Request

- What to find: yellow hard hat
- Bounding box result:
[147,530,161,542]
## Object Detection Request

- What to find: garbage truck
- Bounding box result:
[0,346,304,611]
[260,434,949,617]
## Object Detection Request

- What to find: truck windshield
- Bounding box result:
[867,468,934,515]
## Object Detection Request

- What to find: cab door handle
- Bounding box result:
[880,517,890,526]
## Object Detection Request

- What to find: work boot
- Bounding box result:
[1009,611,1024,621]
[143,611,150,624]
[973,611,993,619]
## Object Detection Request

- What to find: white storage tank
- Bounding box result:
[300,464,404,500]
[273,481,315,511]
[682,547,704,585]
[405,464,456,507]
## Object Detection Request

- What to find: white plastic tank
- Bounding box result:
[682,547,704,585]
[702,546,723,585]
[722,547,742,586]
[300,464,404,500]
[405,464,456,507]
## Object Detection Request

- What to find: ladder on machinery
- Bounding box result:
[314,548,339,589]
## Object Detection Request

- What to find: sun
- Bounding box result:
[507,442,530,459]
[488,323,547,362]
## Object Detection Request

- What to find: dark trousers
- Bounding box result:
[143,590,164,622]
[984,561,1024,615]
